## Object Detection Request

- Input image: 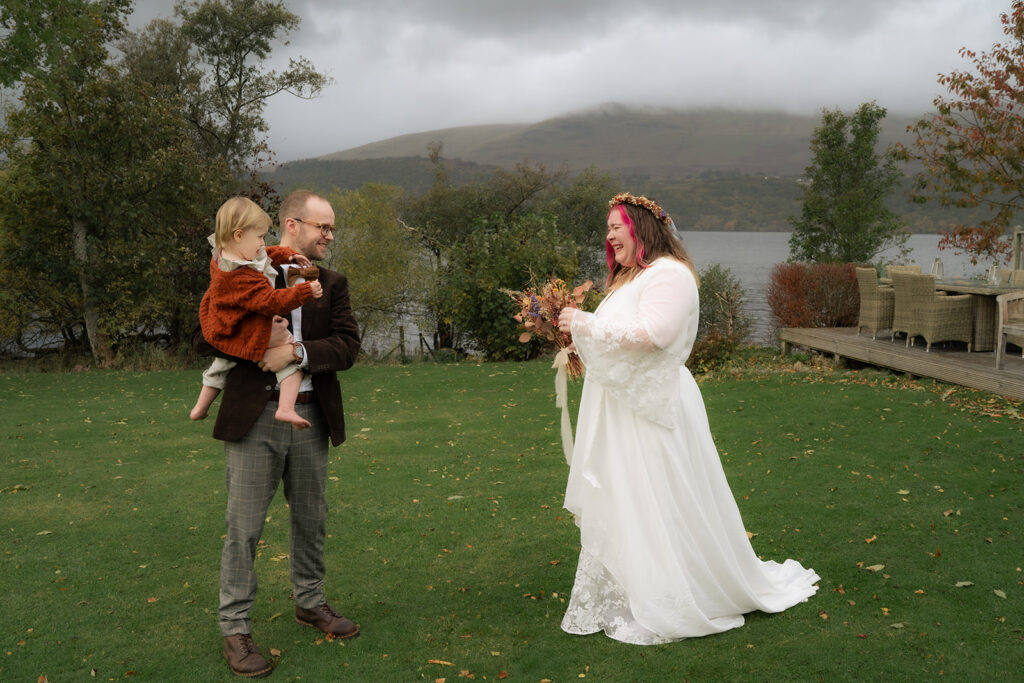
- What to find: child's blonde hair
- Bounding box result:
[214,197,272,248]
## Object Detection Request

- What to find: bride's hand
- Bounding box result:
[558,308,577,333]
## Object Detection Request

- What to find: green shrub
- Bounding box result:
[443,213,579,360]
[688,263,751,373]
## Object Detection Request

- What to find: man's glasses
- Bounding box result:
[293,217,337,236]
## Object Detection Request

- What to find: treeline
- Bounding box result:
[268,160,988,234]
[0,0,328,365]
[325,156,619,361]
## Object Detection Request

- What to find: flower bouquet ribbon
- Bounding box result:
[504,277,593,464]
[551,346,575,464]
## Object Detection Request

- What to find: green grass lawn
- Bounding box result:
[1,357,1022,681]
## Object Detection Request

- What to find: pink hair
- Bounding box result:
[604,205,648,286]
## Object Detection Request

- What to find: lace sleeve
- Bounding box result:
[570,265,692,351]
[570,262,696,427]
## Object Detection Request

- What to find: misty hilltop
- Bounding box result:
[266,104,965,232]
[301,103,920,176]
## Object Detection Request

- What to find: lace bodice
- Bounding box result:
[570,258,698,428]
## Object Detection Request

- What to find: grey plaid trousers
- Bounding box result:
[219,401,329,636]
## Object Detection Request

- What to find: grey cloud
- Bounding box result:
[127,0,1010,161]
[298,0,913,36]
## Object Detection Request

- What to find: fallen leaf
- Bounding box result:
[897,489,910,495]
[865,535,877,544]
[146,597,158,603]
[856,634,867,639]
[270,648,282,656]
[942,509,953,517]
[428,659,454,666]
[498,672,509,680]
[890,622,905,629]
[38,676,48,683]
[36,531,52,536]
[954,581,974,588]
[818,610,829,620]
[864,564,885,572]
[994,589,1007,599]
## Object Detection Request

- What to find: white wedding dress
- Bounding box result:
[561,257,820,644]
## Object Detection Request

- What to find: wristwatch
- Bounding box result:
[292,342,305,365]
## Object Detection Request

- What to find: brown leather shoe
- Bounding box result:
[223,633,274,678]
[295,603,359,639]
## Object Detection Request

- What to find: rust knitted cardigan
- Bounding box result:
[198,246,316,362]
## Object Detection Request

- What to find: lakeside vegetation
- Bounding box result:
[267,161,988,234]
[2,354,1021,680]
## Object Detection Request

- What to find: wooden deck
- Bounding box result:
[778,327,1024,401]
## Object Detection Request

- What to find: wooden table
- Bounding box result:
[934,279,1022,352]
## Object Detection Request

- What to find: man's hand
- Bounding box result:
[290,253,312,267]
[259,342,296,373]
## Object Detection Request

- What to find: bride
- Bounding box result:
[555,192,820,644]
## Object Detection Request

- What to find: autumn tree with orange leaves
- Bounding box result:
[898,0,1024,264]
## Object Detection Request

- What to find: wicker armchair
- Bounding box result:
[891,272,973,351]
[890,272,917,343]
[855,267,894,339]
[996,290,1024,368]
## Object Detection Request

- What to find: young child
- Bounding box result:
[190,196,322,428]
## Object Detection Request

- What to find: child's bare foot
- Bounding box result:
[190,405,209,420]
[275,408,311,429]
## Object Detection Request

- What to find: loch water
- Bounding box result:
[680,231,987,343]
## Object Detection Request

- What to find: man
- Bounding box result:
[194,190,361,678]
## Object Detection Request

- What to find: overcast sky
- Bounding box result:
[135,0,1012,163]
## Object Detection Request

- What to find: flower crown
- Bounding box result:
[609,192,672,225]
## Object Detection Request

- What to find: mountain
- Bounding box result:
[265,104,973,232]
[301,103,920,176]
